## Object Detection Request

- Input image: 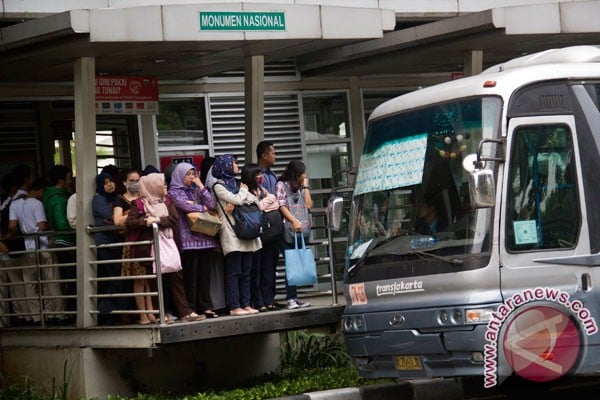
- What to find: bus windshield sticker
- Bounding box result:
[354,133,428,195]
[513,220,538,245]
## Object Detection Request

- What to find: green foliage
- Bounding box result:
[279,330,353,372]
[0,360,74,400]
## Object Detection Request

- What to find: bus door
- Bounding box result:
[498,114,597,379]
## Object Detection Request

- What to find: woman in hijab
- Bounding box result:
[168,162,220,319]
[212,155,262,316]
[92,171,128,324]
[126,173,205,324]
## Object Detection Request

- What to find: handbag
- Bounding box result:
[187,210,222,236]
[151,230,183,274]
[261,209,283,244]
[284,233,317,286]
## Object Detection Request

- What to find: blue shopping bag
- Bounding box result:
[284,233,317,286]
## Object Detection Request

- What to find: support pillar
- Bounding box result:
[464,50,483,76]
[348,76,365,168]
[138,114,159,168]
[73,57,97,328]
[244,55,264,163]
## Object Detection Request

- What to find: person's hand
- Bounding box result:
[292,219,303,232]
[225,203,234,213]
[145,216,159,226]
[192,177,204,190]
[239,182,248,190]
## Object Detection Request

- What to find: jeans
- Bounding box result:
[224,251,253,309]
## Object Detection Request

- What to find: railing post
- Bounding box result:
[327,228,338,306]
[152,223,166,324]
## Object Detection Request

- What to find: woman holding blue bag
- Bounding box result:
[276,160,314,310]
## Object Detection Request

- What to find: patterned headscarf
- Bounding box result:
[95,172,117,200]
[211,154,238,192]
[138,173,173,238]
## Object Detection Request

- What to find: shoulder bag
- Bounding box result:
[151,230,182,274]
[284,232,317,286]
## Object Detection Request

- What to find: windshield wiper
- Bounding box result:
[394,248,463,266]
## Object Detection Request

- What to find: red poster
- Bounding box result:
[95,76,159,115]
[95,76,158,101]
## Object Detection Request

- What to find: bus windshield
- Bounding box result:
[347,96,502,277]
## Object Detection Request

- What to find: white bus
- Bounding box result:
[330,45,600,387]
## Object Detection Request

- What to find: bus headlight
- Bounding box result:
[465,307,495,323]
[343,315,366,333]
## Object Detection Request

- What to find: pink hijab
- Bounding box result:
[138,173,173,237]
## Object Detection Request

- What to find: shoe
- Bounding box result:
[244,306,259,314]
[204,311,219,319]
[230,308,250,316]
[286,299,299,309]
[258,306,268,313]
[266,304,278,311]
[180,312,206,322]
[166,313,178,322]
[273,302,287,309]
[295,298,311,308]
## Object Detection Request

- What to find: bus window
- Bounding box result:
[506,125,580,250]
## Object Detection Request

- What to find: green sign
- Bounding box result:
[199,11,286,31]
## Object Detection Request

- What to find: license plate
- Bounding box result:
[395,355,423,370]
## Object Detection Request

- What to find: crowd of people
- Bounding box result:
[0,140,315,327]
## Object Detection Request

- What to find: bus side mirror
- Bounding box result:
[327,196,344,231]
[468,167,495,208]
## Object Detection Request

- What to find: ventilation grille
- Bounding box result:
[208,93,303,174]
[205,59,299,82]
[539,94,567,111]
[0,123,37,152]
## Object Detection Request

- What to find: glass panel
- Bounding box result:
[506,125,580,250]
[157,99,207,147]
[302,93,352,192]
[303,93,349,139]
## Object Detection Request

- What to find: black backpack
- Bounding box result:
[0,193,27,257]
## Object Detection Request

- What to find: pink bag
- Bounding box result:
[151,230,182,274]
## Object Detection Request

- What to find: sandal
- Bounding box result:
[180,312,206,322]
[204,311,219,319]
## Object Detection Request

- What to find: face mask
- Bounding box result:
[256,175,265,186]
[126,182,140,193]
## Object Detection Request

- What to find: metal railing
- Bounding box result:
[0,221,340,329]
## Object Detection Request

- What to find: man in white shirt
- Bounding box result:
[8,172,37,324]
[19,178,66,323]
